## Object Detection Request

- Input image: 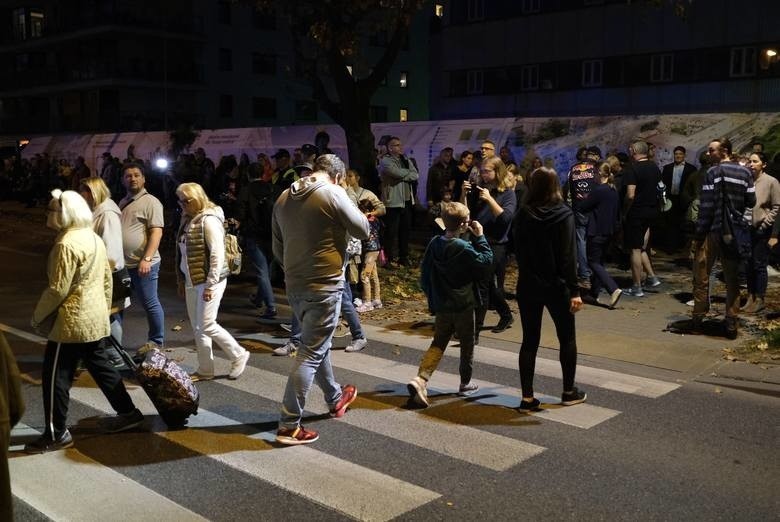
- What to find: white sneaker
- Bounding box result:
[609,288,623,308]
[371,300,383,309]
[355,303,374,313]
[345,338,368,353]
[273,342,297,356]
[353,298,363,307]
[407,376,429,407]
[228,351,250,380]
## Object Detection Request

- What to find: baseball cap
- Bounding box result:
[293,162,313,174]
[272,148,290,159]
[301,144,318,157]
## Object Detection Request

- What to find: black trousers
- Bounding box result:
[517,292,578,398]
[382,202,412,262]
[475,243,512,330]
[41,340,135,437]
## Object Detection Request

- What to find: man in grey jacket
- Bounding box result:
[379,136,419,266]
[272,154,370,445]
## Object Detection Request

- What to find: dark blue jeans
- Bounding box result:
[128,262,165,346]
[747,227,771,296]
[245,237,275,309]
[587,235,618,296]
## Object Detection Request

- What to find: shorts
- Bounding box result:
[624,214,654,250]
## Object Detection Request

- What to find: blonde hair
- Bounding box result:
[598,162,615,187]
[175,182,216,214]
[78,177,111,208]
[49,189,93,230]
[604,155,621,173]
[480,156,512,193]
[441,201,470,231]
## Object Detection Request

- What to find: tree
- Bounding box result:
[253,0,425,183]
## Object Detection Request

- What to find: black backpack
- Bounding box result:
[249,181,277,240]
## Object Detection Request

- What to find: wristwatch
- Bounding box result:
[143,256,152,262]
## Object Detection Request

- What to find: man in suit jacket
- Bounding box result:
[660,146,697,250]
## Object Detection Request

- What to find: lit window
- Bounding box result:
[650,54,674,82]
[582,60,603,87]
[346,65,353,76]
[30,10,44,38]
[400,71,408,88]
[435,4,444,17]
[400,108,408,122]
[730,47,757,77]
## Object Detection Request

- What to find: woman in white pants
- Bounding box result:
[175,182,250,381]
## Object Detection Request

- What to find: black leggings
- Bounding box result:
[475,243,512,329]
[517,292,578,398]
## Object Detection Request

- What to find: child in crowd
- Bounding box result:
[427,187,453,236]
[407,202,493,407]
[356,199,383,312]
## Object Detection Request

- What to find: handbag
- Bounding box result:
[112,266,132,301]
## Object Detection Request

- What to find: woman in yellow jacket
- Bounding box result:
[26,190,142,453]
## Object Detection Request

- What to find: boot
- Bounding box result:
[740,295,756,313]
[752,297,766,314]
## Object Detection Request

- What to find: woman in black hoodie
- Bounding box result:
[512,167,587,412]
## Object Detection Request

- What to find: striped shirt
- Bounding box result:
[695,161,755,240]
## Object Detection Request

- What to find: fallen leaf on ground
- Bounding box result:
[171,325,182,331]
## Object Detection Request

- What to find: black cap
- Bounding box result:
[272,148,290,159]
[301,144,317,157]
[586,146,602,158]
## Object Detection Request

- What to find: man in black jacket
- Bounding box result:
[238,164,277,319]
[660,146,697,250]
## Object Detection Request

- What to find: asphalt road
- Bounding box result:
[2,204,777,521]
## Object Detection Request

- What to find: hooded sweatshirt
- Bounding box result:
[420,234,493,314]
[272,175,370,293]
[92,198,124,271]
[512,203,580,298]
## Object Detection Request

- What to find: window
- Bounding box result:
[400,71,408,88]
[219,48,232,72]
[399,108,408,122]
[218,1,231,24]
[521,65,539,90]
[12,8,26,40]
[435,4,444,17]
[650,54,673,82]
[730,47,757,77]
[582,59,603,87]
[219,94,233,118]
[370,105,388,122]
[30,10,44,38]
[252,97,276,119]
[252,53,277,75]
[521,0,541,14]
[295,100,317,121]
[252,8,276,30]
[467,70,484,94]
[467,0,484,21]
[346,65,353,76]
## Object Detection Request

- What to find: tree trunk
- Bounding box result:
[343,104,379,194]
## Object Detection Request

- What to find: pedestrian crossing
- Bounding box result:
[9,326,681,521]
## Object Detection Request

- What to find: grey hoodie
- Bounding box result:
[272,175,370,293]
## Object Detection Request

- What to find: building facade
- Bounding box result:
[430,0,780,119]
[0,0,431,135]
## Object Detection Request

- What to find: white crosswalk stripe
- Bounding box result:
[10,424,209,522]
[8,323,682,521]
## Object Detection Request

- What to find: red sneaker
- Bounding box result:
[275,425,319,445]
[330,384,357,418]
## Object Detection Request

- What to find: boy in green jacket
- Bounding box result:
[407,202,493,407]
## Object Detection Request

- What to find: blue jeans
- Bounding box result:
[574,212,591,281]
[748,227,771,296]
[280,290,344,429]
[245,237,275,309]
[341,280,365,340]
[128,262,165,346]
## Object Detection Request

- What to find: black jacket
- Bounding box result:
[578,183,619,238]
[661,162,697,197]
[512,203,579,298]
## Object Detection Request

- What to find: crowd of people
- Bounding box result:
[3,129,778,456]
